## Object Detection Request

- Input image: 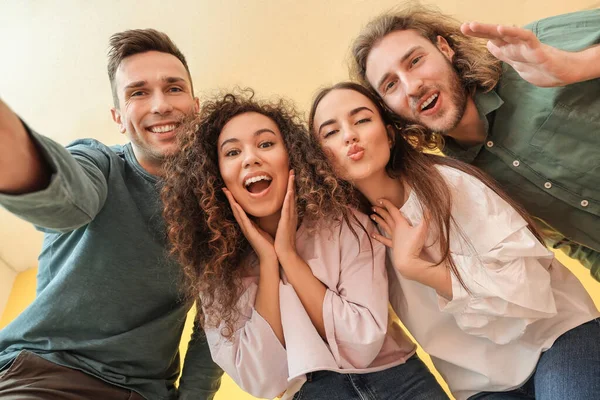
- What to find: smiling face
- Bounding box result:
[111,50,199,173]
[312,88,392,184]
[218,112,290,219]
[365,29,466,134]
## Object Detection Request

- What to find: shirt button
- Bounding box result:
[544,182,552,189]
[581,200,589,207]
[512,160,520,167]
[486,141,494,147]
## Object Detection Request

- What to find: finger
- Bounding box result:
[497,25,538,45]
[370,213,392,236]
[461,22,506,40]
[486,41,513,63]
[371,232,393,248]
[223,188,254,235]
[377,198,410,229]
[467,22,538,46]
[287,172,297,224]
[281,171,296,222]
[372,205,395,230]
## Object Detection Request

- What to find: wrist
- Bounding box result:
[564,45,600,85]
[258,252,279,269]
[406,261,452,299]
[276,249,301,269]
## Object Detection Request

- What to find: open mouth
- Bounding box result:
[419,93,439,113]
[244,174,273,195]
[147,123,178,134]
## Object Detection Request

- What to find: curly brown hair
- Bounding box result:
[350,2,503,150]
[161,89,358,338]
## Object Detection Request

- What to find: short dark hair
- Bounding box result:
[107,29,193,107]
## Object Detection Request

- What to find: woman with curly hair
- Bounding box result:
[161,90,449,399]
[309,81,600,400]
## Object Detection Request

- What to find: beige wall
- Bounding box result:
[1,0,598,276]
[0,0,599,398]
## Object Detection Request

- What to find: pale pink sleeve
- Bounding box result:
[321,212,389,369]
[203,277,289,398]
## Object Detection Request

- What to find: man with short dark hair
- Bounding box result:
[0,29,223,399]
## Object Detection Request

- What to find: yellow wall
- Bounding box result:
[2,252,598,399]
[1,1,599,399]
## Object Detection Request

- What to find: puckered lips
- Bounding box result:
[416,91,441,116]
[347,143,365,161]
[242,171,273,198]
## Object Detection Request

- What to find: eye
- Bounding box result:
[130,91,145,97]
[356,118,371,125]
[411,56,423,67]
[323,129,339,139]
[168,86,183,93]
[225,149,240,157]
[383,80,397,94]
[258,141,274,149]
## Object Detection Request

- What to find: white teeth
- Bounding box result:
[244,175,272,187]
[420,93,438,111]
[148,124,176,133]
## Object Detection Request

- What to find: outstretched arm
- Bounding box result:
[0,98,51,194]
[461,21,600,87]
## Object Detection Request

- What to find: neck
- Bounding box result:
[257,210,281,238]
[446,96,486,147]
[131,146,163,176]
[354,169,407,209]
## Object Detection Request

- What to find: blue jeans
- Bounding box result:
[293,353,449,400]
[469,318,600,400]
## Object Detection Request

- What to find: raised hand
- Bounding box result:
[370,198,431,280]
[223,187,276,262]
[461,21,574,87]
[274,170,298,262]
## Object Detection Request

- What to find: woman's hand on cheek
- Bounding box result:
[274,171,299,264]
[223,187,277,263]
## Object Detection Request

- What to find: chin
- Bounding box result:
[240,201,281,220]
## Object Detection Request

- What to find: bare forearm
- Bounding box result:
[254,259,285,345]
[280,253,327,338]
[0,99,51,194]
[568,44,600,84]
[410,260,453,300]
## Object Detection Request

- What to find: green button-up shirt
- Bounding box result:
[443,9,600,281]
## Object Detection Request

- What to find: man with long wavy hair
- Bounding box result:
[0,29,222,399]
[352,5,600,282]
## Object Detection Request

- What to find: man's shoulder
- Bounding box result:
[65,138,129,162]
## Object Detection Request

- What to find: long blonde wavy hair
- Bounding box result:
[351,3,502,150]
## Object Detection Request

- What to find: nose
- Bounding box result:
[404,75,424,98]
[342,125,359,145]
[150,92,174,115]
[243,149,262,168]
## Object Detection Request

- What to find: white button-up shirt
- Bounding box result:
[388,165,599,400]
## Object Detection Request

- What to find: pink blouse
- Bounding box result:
[204,211,416,399]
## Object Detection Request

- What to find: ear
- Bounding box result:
[386,124,395,148]
[435,35,455,62]
[193,96,200,113]
[111,107,126,134]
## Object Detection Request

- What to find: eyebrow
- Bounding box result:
[318,106,374,135]
[219,128,276,150]
[375,45,423,91]
[124,76,187,91]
